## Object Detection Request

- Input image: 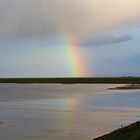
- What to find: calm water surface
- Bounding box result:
[0,84,140,140]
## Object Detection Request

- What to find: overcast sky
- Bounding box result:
[0,0,140,77]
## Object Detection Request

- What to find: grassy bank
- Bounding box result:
[0,77,140,84]
[94,121,140,140]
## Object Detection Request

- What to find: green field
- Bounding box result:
[0,77,140,84]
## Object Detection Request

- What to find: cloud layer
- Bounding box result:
[0,0,140,39]
[79,35,133,47]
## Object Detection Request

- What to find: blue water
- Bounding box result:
[85,91,140,108]
[2,90,140,112]
[1,88,140,111]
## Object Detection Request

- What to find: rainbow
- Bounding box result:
[63,37,88,77]
[58,98,81,125]
[62,98,78,111]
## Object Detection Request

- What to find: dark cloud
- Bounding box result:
[79,35,133,47]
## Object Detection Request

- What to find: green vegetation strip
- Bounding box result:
[0,77,140,83]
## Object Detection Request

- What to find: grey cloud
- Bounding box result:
[0,0,140,39]
[79,35,133,47]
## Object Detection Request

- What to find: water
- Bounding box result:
[85,91,140,108]
[0,84,140,140]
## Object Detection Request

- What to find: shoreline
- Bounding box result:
[108,84,140,90]
[94,121,140,140]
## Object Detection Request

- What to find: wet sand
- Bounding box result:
[0,84,140,140]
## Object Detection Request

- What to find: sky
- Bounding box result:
[0,0,140,77]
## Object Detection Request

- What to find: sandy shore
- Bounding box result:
[109,84,140,90]
[0,84,140,140]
